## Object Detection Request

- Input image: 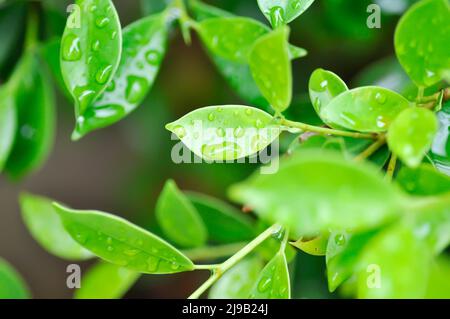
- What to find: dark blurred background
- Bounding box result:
[0,0,418,298]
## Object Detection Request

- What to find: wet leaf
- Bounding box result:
[291,235,328,256]
[309,68,348,116]
[73,13,170,139]
[396,164,450,196]
[387,107,438,168]
[257,0,315,27]
[4,53,55,179]
[249,252,290,299]
[75,261,140,299]
[54,203,195,274]
[394,0,450,87]
[186,192,255,244]
[19,193,93,261]
[156,180,207,248]
[0,258,30,299]
[229,150,403,237]
[0,87,16,172]
[430,100,450,175]
[166,105,280,161]
[60,0,122,136]
[320,86,410,132]
[209,257,263,299]
[357,224,431,298]
[249,27,292,113]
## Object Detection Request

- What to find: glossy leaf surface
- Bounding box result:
[20,193,93,260]
[229,151,403,237]
[73,13,169,139]
[75,261,139,299]
[394,0,450,87]
[387,107,438,168]
[257,0,315,27]
[186,192,255,244]
[0,87,16,172]
[249,27,292,113]
[249,252,290,299]
[291,235,328,256]
[0,258,29,299]
[426,256,450,298]
[54,203,194,274]
[209,257,263,299]
[60,0,122,132]
[396,164,450,196]
[166,105,280,161]
[156,180,207,248]
[309,68,348,116]
[320,86,410,132]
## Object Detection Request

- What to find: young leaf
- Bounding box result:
[320,86,410,132]
[19,193,93,261]
[60,0,122,134]
[209,257,263,299]
[165,105,280,161]
[197,17,268,63]
[229,150,403,237]
[290,235,328,256]
[356,224,431,298]
[396,164,450,196]
[53,203,195,274]
[0,87,16,172]
[308,68,348,115]
[430,100,450,175]
[387,107,438,168]
[186,192,255,244]
[249,252,290,299]
[190,0,233,20]
[0,258,30,299]
[249,27,292,113]
[4,53,55,179]
[257,0,315,27]
[326,229,379,292]
[156,180,207,248]
[394,0,450,87]
[73,13,170,139]
[425,256,450,298]
[75,261,140,299]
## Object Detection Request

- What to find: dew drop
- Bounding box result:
[95,16,110,28]
[208,112,216,121]
[257,276,272,293]
[89,5,97,12]
[91,39,100,52]
[216,127,226,137]
[291,0,301,9]
[170,262,180,270]
[255,119,264,128]
[61,34,82,61]
[334,234,346,246]
[107,246,114,252]
[123,249,139,256]
[106,237,113,244]
[201,142,242,160]
[125,75,149,104]
[95,65,113,84]
[245,109,253,116]
[269,6,285,28]
[233,126,245,138]
[173,125,186,138]
[375,92,387,104]
[106,80,115,92]
[145,50,161,65]
[111,31,118,40]
[147,256,160,272]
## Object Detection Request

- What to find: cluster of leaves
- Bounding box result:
[1,0,450,299]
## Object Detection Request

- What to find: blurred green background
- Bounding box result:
[0,0,420,298]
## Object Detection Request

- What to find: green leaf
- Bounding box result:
[229,150,403,237]
[257,0,315,27]
[396,164,450,196]
[394,0,450,87]
[73,13,170,139]
[209,257,263,299]
[430,100,450,175]
[249,252,290,299]
[0,3,24,71]
[75,261,140,299]
[0,258,30,299]
[53,203,195,274]
[356,224,431,298]
[388,107,438,168]
[156,180,207,248]
[326,229,379,292]
[290,235,328,256]
[60,0,122,135]
[426,256,450,298]
[140,0,171,15]
[249,27,292,113]
[308,68,348,116]
[4,53,55,179]
[320,86,411,132]
[19,193,93,261]
[165,105,280,161]
[41,38,71,99]
[189,0,233,20]
[197,17,268,63]
[186,192,255,244]
[0,86,16,172]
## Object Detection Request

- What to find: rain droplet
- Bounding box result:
[233,126,245,138]
[95,16,110,28]
[255,119,264,128]
[111,31,117,40]
[216,127,226,137]
[95,65,113,84]
[91,39,100,52]
[106,80,115,92]
[269,6,285,28]
[147,256,160,272]
[145,50,161,65]
[62,34,82,61]
[245,109,253,116]
[170,262,180,270]
[89,5,97,12]
[173,125,186,138]
[123,249,139,256]
[208,112,216,121]
[375,92,386,104]
[107,246,114,252]
[125,75,149,104]
[201,142,242,160]
[257,276,272,292]
[334,234,346,246]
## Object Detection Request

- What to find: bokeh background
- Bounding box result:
[0,0,421,298]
